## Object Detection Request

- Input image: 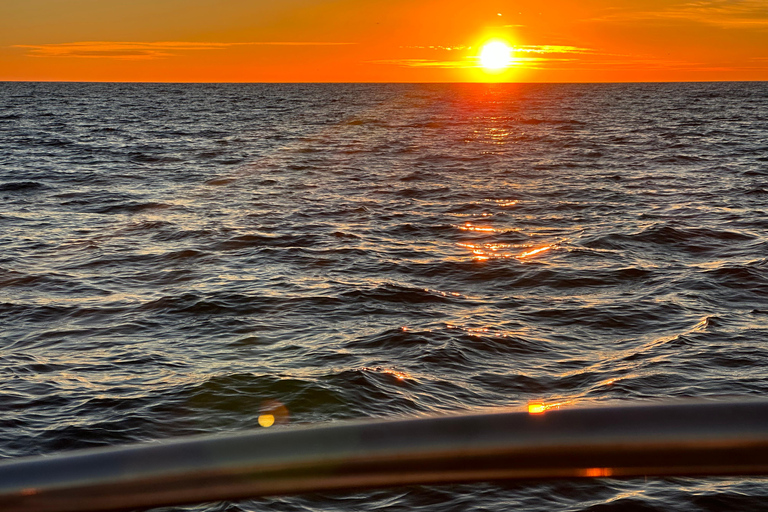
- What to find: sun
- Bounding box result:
[479,41,512,71]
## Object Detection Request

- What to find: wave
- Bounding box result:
[0,181,44,192]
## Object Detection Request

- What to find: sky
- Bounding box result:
[1,0,767,82]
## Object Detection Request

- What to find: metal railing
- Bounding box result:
[2,399,768,512]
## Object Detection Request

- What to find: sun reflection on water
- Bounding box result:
[458,241,555,261]
[517,245,553,259]
[362,366,415,382]
[492,199,519,207]
[459,222,498,233]
[445,323,528,340]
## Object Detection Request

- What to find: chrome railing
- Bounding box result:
[2,399,768,512]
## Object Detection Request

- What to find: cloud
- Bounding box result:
[377,44,725,73]
[514,45,593,54]
[399,45,469,50]
[13,41,354,59]
[371,58,473,68]
[592,0,768,28]
[377,45,592,69]
[13,42,224,59]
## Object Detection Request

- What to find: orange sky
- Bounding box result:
[1,0,767,82]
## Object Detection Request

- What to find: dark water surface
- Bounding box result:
[2,82,768,511]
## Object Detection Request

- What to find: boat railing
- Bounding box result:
[2,399,768,512]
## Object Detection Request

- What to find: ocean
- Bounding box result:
[1,81,768,511]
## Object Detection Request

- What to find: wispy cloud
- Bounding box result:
[514,45,593,54]
[399,45,469,50]
[592,0,768,28]
[372,58,473,68]
[377,45,592,69]
[13,41,354,59]
[376,44,732,73]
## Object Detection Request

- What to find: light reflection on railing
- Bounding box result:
[527,400,572,414]
[581,467,614,477]
[258,400,289,428]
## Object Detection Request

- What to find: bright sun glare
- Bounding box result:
[479,41,512,71]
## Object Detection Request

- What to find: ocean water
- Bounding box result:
[1,81,768,511]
